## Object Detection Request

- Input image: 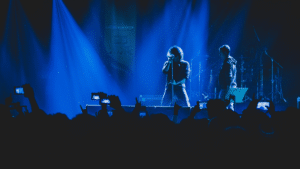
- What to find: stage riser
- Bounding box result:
[86,102,288,122]
[86,105,208,122]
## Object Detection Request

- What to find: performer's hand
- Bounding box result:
[169,80,176,85]
[168,54,174,62]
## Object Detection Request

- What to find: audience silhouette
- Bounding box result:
[0,84,299,167]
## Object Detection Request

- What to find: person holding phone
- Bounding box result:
[161,46,191,107]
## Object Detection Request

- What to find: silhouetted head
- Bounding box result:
[219,44,230,59]
[207,99,226,119]
[167,45,184,62]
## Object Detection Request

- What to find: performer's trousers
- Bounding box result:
[161,84,190,107]
[219,87,236,111]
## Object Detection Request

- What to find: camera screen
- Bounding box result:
[139,112,146,117]
[101,99,110,104]
[92,95,100,100]
[199,102,207,109]
[15,87,24,94]
[257,102,269,110]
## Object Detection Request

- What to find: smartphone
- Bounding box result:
[199,102,207,109]
[91,93,100,100]
[139,112,146,118]
[257,102,270,111]
[101,98,110,104]
[14,86,24,95]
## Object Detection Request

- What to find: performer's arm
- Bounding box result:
[163,54,175,74]
[230,64,237,87]
[174,79,186,85]
[185,61,191,79]
[162,60,172,74]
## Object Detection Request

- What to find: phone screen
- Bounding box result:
[139,112,146,118]
[101,99,110,104]
[199,102,207,109]
[14,87,24,95]
[92,95,100,100]
[257,102,269,111]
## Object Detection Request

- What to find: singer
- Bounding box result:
[161,46,191,107]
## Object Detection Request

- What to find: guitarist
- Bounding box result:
[161,46,191,107]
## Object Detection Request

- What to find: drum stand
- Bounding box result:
[265,51,285,103]
[240,55,252,101]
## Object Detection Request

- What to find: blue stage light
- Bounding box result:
[46,0,124,118]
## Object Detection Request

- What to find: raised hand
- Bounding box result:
[247,93,262,110]
[189,101,201,119]
[5,94,13,105]
[135,97,141,109]
[23,84,34,98]
[174,102,181,116]
[98,92,107,99]
[132,97,142,115]
[108,95,122,110]
[23,84,40,112]
[80,105,87,115]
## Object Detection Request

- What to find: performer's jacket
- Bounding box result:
[162,60,190,87]
[219,56,237,89]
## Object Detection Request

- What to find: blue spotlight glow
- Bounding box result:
[47,0,124,118]
[209,1,251,56]
[206,1,251,96]
[134,0,209,104]
[0,0,47,111]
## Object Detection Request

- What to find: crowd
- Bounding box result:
[0,84,299,168]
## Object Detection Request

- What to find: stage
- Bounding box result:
[86,101,289,122]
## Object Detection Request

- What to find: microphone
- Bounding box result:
[168,54,175,61]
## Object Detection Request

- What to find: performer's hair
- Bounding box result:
[219,44,230,56]
[167,46,184,60]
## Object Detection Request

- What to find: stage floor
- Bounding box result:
[86,101,289,123]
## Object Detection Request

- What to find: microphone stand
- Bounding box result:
[189,58,193,100]
[265,50,283,103]
[171,60,174,106]
[254,26,265,100]
[189,54,199,100]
